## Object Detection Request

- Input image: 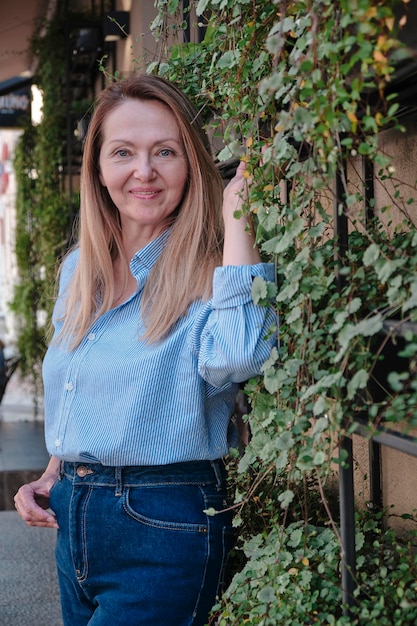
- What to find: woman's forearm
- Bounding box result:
[222,161,261,266]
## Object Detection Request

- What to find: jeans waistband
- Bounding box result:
[60,459,226,491]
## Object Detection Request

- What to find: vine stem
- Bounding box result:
[316,469,342,544]
[214,462,277,516]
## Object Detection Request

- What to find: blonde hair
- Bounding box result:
[58,74,224,347]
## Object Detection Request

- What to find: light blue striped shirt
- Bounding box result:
[43,230,276,466]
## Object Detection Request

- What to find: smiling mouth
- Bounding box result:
[130,189,160,197]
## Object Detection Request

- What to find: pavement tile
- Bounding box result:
[0,511,62,626]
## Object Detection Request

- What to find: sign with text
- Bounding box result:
[0,86,31,128]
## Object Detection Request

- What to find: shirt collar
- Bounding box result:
[130,228,171,277]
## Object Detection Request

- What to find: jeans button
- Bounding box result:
[76,465,88,477]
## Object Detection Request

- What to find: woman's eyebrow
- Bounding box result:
[106,136,182,146]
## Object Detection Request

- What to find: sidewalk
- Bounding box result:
[0,511,63,626]
[0,376,63,625]
[0,381,49,509]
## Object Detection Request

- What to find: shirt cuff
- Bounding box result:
[212,263,275,308]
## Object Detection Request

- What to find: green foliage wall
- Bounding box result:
[11,2,98,395]
[11,16,69,399]
[149,1,417,623]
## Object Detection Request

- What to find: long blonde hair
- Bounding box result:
[58,74,224,347]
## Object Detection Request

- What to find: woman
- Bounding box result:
[14,74,276,626]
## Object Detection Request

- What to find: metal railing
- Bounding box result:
[335,159,417,614]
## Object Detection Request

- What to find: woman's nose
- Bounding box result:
[133,155,155,180]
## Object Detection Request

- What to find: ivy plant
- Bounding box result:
[147,0,417,622]
[11,1,105,402]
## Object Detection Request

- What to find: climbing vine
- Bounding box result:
[11,15,69,404]
[147,1,417,623]
[11,1,105,401]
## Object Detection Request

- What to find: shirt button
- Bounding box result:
[55,439,61,447]
[87,333,95,341]
[65,382,74,391]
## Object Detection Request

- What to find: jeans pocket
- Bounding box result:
[123,484,209,532]
[48,476,62,516]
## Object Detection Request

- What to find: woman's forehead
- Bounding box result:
[101,99,182,140]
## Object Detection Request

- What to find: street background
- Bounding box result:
[0,372,63,626]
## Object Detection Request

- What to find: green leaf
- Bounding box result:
[252,275,268,303]
[288,527,303,547]
[275,431,295,451]
[251,276,277,305]
[348,297,362,314]
[313,450,327,466]
[336,314,383,361]
[196,0,210,15]
[257,203,280,232]
[293,106,312,126]
[257,586,276,603]
[167,0,180,12]
[308,223,325,238]
[387,371,408,392]
[375,258,403,283]
[277,281,299,302]
[263,367,285,394]
[286,304,301,324]
[216,140,242,161]
[301,372,344,401]
[217,49,241,69]
[203,507,218,516]
[262,218,305,254]
[278,489,294,509]
[347,369,369,400]
[403,280,417,313]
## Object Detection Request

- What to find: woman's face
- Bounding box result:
[99,98,188,246]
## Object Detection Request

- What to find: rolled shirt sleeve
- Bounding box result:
[192,263,277,387]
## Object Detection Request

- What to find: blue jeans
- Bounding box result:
[49,460,234,626]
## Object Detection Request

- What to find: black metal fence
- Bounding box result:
[335,154,417,614]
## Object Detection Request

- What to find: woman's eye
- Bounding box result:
[159,148,174,157]
[115,149,129,157]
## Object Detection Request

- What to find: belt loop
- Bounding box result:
[58,460,65,480]
[210,460,223,491]
[115,466,122,497]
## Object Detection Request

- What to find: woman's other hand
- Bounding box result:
[14,457,60,528]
